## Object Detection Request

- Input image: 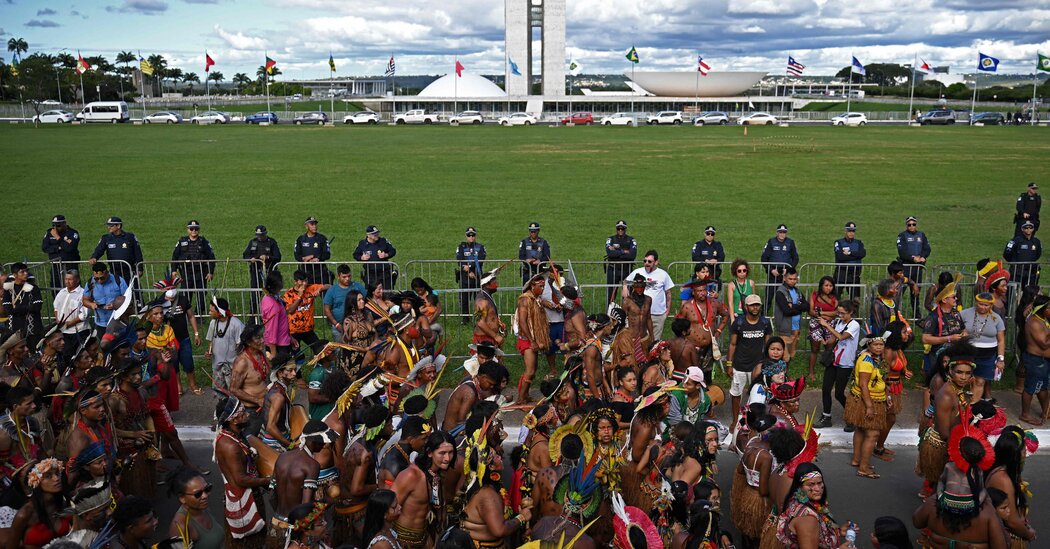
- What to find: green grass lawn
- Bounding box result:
[4,123,1047,388]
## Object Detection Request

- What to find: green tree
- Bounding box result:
[207,71,224,94]
[183,71,200,94]
[116,51,136,98]
[256,64,281,82]
[147,54,167,94]
[167,67,183,93]
[7,37,29,59]
[232,72,250,94]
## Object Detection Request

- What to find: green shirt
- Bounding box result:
[307,365,334,420]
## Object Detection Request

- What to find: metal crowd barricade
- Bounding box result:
[564,260,638,311]
[4,259,135,324]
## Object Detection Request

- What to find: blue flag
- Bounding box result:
[977,52,999,72]
[509,57,521,76]
[851,56,866,75]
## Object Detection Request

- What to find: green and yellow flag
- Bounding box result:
[626,46,639,64]
[328,53,336,73]
[1038,53,1050,73]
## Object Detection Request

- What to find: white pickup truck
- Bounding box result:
[393,109,439,125]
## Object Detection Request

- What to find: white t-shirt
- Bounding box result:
[627,267,675,315]
[54,287,89,334]
[833,318,861,368]
[540,280,564,324]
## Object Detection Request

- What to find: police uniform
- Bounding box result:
[40,215,80,294]
[1015,187,1041,237]
[833,222,866,300]
[294,230,333,285]
[352,226,397,288]
[1004,231,1041,290]
[455,229,487,318]
[90,218,143,286]
[242,227,282,315]
[691,226,725,285]
[896,219,931,315]
[519,222,551,285]
[760,225,799,309]
[605,221,637,302]
[171,224,216,316]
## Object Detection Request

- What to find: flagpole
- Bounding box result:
[454,58,458,116]
[391,53,396,121]
[140,62,147,119]
[265,52,271,113]
[908,53,916,123]
[694,58,700,114]
[1032,70,1039,127]
[970,73,978,124]
[630,60,635,116]
[846,66,852,114]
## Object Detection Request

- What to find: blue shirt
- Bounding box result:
[85,274,128,327]
[323,281,367,323]
[788,288,800,331]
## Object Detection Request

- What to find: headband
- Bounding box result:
[216,395,244,426]
[72,480,113,514]
[975,293,994,304]
[761,359,787,378]
[800,470,822,483]
[78,390,104,409]
[27,458,62,490]
[73,441,107,469]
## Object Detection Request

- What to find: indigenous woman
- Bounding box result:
[623,386,672,510]
[512,403,557,513]
[612,367,638,403]
[808,276,837,383]
[844,335,889,480]
[0,386,42,479]
[730,407,777,548]
[965,292,1007,400]
[284,502,330,549]
[9,458,72,549]
[758,426,815,549]
[985,425,1037,547]
[768,378,805,429]
[727,259,755,322]
[748,338,787,409]
[877,320,913,461]
[167,468,224,549]
[641,341,673,392]
[671,497,733,549]
[776,463,854,549]
[341,290,375,373]
[362,489,403,549]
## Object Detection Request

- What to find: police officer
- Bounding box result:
[242,225,281,316]
[691,225,725,287]
[294,216,333,285]
[833,221,866,300]
[171,220,216,316]
[89,216,143,293]
[41,214,80,296]
[605,220,637,302]
[1004,220,1041,290]
[896,215,931,316]
[1014,182,1041,237]
[353,225,397,288]
[456,227,487,322]
[760,224,799,310]
[519,221,550,286]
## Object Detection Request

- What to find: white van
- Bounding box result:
[76,101,130,123]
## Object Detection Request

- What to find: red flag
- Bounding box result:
[917,58,931,74]
[455,60,464,77]
[205,53,215,73]
[76,53,90,75]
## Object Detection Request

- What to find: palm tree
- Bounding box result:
[147,54,167,94]
[116,50,136,97]
[167,67,183,93]
[182,72,200,95]
[207,71,224,94]
[232,72,250,95]
[256,65,281,82]
[7,37,28,59]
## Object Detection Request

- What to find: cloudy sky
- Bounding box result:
[3,0,1049,79]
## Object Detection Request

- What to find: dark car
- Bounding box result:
[918,110,956,125]
[293,112,329,125]
[245,111,279,124]
[969,112,1006,125]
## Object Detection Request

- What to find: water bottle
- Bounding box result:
[845,527,857,547]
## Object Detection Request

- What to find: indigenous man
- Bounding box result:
[229,324,270,436]
[269,420,338,548]
[667,319,699,383]
[379,415,429,486]
[1021,295,1050,425]
[337,404,390,545]
[214,394,270,548]
[65,388,121,487]
[261,360,300,451]
[443,361,507,434]
[473,270,505,349]
[108,359,157,498]
[516,273,551,403]
[620,273,654,363]
[675,278,726,383]
[918,345,977,499]
[391,430,456,549]
[532,429,584,521]
[558,286,603,398]
[513,403,557,515]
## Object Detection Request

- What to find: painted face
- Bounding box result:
[596,418,615,444]
[772,371,787,384]
[801,475,825,501]
[530,279,545,296]
[418,366,437,384]
[279,365,298,383]
[703,429,720,455]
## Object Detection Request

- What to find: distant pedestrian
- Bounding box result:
[833,221,866,300]
[455,227,487,323]
[895,216,930,317]
[518,221,551,285]
[1015,182,1041,237]
[242,225,281,316]
[2,262,44,348]
[53,268,90,364]
[170,219,216,316]
[353,225,397,288]
[605,220,637,303]
[760,224,799,310]
[691,225,725,287]
[283,270,329,361]
[89,216,143,294]
[1004,221,1041,290]
[322,264,367,342]
[773,267,807,363]
[40,214,80,295]
[294,216,333,285]
[626,250,675,340]
[205,296,243,391]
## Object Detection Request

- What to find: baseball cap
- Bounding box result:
[304,216,318,224]
[186,220,201,229]
[366,225,380,235]
[776,224,788,232]
[844,221,857,231]
[255,225,267,235]
[685,367,707,387]
[744,294,762,306]
[615,220,627,229]
[106,216,123,225]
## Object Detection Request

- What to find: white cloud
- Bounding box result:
[729,24,767,33]
[214,25,268,50]
[929,14,970,34]
[727,0,816,16]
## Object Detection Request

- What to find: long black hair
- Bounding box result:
[685,499,724,549]
[782,462,827,513]
[361,489,397,543]
[768,427,805,465]
[343,290,365,318]
[938,437,987,533]
[415,430,455,472]
[165,466,204,499]
[872,516,913,549]
[1015,286,1042,348]
[990,425,1028,512]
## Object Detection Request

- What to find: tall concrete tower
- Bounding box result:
[505,0,566,96]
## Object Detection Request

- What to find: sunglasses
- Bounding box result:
[644,260,655,264]
[736,268,748,273]
[185,484,213,498]
[906,223,917,227]
[188,228,199,232]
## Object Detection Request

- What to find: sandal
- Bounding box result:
[856,469,880,479]
[873,448,895,462]
[191,387,204,396]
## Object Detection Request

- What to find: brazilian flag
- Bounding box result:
[1038,53,1050,73]
[626,46,639,64]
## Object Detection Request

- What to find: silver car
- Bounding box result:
[449,111,484,125]
[33,110,74,123]
[693,111,729,126]
[144,111,183,124]
[343,111,380,124]
[190,111,230,124]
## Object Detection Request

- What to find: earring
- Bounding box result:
[793,488,809,504]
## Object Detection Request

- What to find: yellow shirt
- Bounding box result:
[851,351,887,401]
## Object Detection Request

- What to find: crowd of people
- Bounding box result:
[0,184,1042,549]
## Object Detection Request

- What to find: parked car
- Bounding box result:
[692,111,729,125]
[830,112,867,126]
[647,111,683,125]
[600,113,636,126]
[498,112,537,126]
[449,111,484,125]
[737,112,777,125]
[75,101,130,123]
[245,111,278,124]
[393,109,439,124]
[293,112,329,125]
[189,111,231,124]
[143,111,183,124]
[561,112,594,125]
[343,111,380,124]
[969,112,1006,125]
[33,110,74,124]
[918,110,956,125]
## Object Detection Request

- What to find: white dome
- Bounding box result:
[417,73,507,97]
